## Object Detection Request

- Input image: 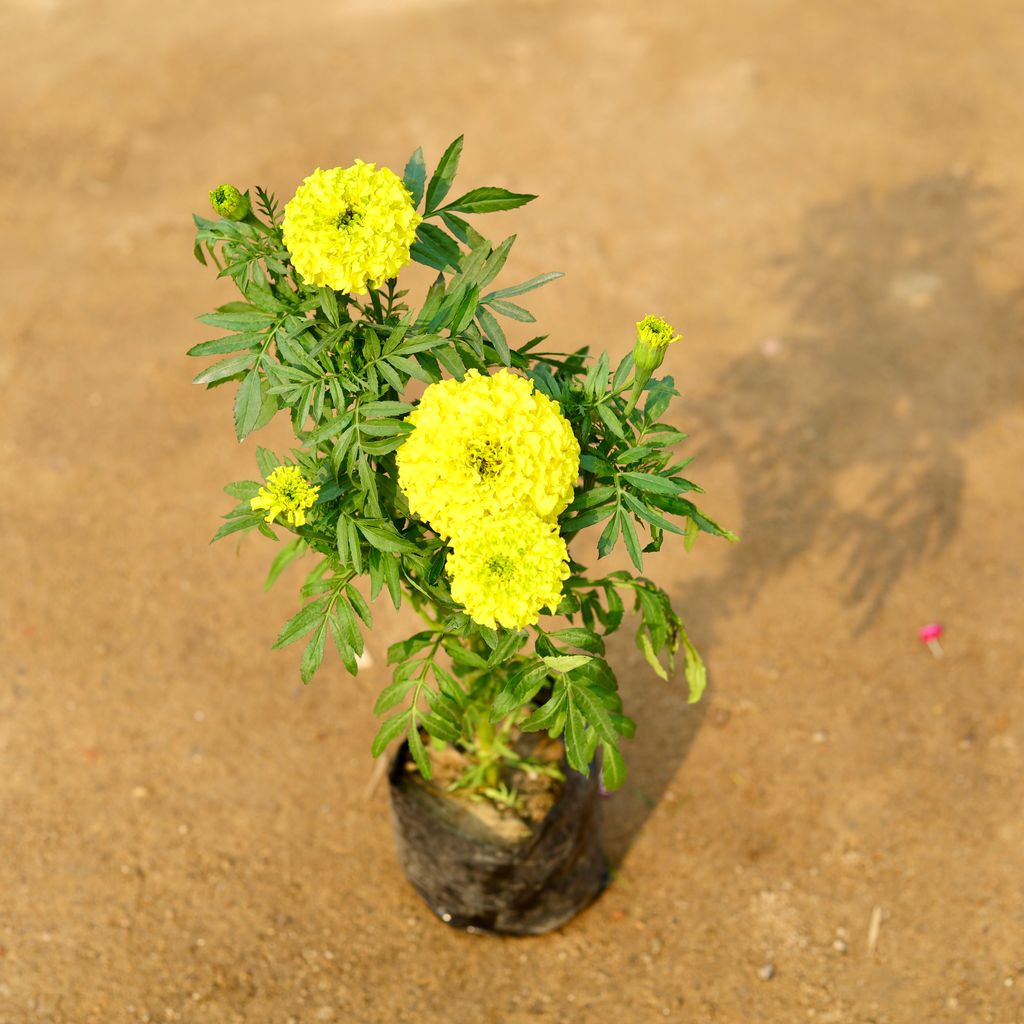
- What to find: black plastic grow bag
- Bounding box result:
[388,741,607,936]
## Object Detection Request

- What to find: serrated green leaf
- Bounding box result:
[224,480,261,499]
[484,272,563,300]
[264,538,306,590]
[424,135,464,214]
[542,654,593,674]
[438,186,536,214]
[403,146,427,207]
[192,354,255,386]
[408,725,431,778]
[600,744,627,791]
[638,631,668,681]
[680,623,707,703]
[357,519,419,554]
[548,627,605,654]
[300,625,326,684]
[597,512,620,558]
[255,447,279,477]
[564,700,589,773]
[487,298,535,323]
[476,306,510,366]
[374,678,414,715]
[273,598,327,649]
[621,515,643,570]
[233,369,263,440]
[187,332,263,357]
[371,710,410,757]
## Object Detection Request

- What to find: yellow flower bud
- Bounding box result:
[209,184,251,221]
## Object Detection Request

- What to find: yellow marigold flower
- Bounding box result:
[395,369,580,539]
[446,514,570,630]
[281,162,421,295]
[250,466,320,527]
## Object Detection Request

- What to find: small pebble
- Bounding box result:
[758,963,775,981]
[833,939,848,954]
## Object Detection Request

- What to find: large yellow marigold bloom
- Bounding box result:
[250,465,320,527]
[281,162,421,295]
[447,514,570,630]
[395,369,580,539]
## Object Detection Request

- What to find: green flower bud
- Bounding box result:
[626,315,681,414]
[209,184,250,220]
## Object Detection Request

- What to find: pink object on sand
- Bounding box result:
[918,623,944,658]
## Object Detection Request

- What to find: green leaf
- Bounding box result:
[519,688,566,733]
[487,298,535,323]
[424,135,464,214]
[374,679,414,715]
[371,710,410,758]
[196,309,275,330]
[210,514,260,544]
[622,471,681,496]
[638,631,668,681]
[408,725,431,778]
[564,700,590,773]
[403,146,427,207]
[300,625,326,684]
[192,354,255,387]
[621,515,643,570]
[264,538,306,590]
[233,369,263,441]
[600,744,627,791]
[273,598,327,649]
[411,222,462,272]
[187,332,263,357]
[224,480,261,500]
[319,287,340,327]
[357,519,418,554]
[484,272,563,300]
[680,623,707,703]
[622,491,686,536]
[489,662,550,721]
[541,654,592,674]
[476,306,510,366]
[438,186,537,214]
[597,513,620,558]
[345,583,372,627]
[478,235,516,289]
[360,401,414,418]
[548,628,605,654]
[595,402,625,439]
[255,447,280,478]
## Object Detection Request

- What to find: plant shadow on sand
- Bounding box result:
[602,171,1023,865]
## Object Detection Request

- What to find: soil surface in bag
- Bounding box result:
[388,738,606,936]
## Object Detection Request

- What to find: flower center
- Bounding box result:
[485,555,515,580]
[334,207,361,230]
[466,439,508,479]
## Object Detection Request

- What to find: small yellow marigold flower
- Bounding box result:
[636,314,681,351]
[282,162,422,295]
[446,513,570,630]
[250,465,320,527]
[627,314,682,414]
[209,183,250,220]
[396,369,580,539]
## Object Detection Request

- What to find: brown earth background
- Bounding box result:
[2,1,1023,1021]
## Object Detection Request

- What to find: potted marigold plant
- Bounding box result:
[191,137,734,935]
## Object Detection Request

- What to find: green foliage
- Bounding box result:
[191,137,732,797]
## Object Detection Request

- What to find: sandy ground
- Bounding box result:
[2,1,1024,1021]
